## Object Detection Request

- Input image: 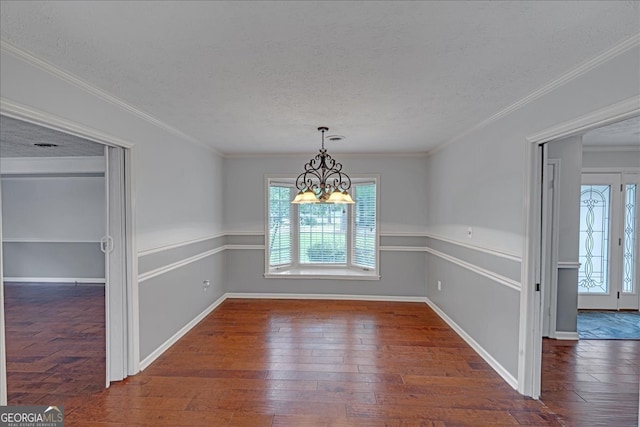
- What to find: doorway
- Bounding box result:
[0,113,137,405]
[519,98,639,399]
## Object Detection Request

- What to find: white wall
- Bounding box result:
[1,45,226,362]
[426,42,640,381]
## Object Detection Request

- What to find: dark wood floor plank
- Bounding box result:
[9,291,637,425]
[540,337,639,426]
[4,283,106,405]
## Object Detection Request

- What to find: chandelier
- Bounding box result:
[292,127,355,204]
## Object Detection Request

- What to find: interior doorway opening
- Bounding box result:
[0,112,138,406]
[519,98,639,406]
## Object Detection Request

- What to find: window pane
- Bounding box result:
[353,182,376,269]
[623,184,637,293]
[578,185,610,294]
[269,186,291,266]
[299,204,347,264]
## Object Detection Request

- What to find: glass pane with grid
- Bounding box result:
[298,204,347,264]
[578,185,611,294]
[268,186,292,266]
[353,182,376,269]
[623,184,637,293]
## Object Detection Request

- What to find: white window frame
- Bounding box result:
[264,174,380,280]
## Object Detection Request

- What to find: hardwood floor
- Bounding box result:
[5,289,638,426]
[4,283,105,405]
[541,338,640,426]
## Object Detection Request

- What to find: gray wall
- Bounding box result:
[223,154,429,297]
[548,135,583,333]
[1,175,105,281]
[426,45,639,380]
[1,47,226,362]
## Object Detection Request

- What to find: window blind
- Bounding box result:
[353,182,376,269]
[268,185,292,266]
[299,204,347,264]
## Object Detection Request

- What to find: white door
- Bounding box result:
[578,173,638,310]
[103,146,129,385]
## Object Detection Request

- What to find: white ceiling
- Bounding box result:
[0,1,639,155]
[582,116,640,147]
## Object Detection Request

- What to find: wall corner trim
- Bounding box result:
[139,293,227,371]
[425,297,519,390]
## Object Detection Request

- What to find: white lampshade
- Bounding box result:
[327,190,355,204]
[292,188,319,204]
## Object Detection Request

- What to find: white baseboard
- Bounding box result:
[225,292,427,303]
[425,297,518,390]
[553,331,580,340]
[139,293,227,371]
[3,277,105,284]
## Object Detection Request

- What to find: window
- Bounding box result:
[266,176,379,279]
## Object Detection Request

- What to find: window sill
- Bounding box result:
[264,267,380,281]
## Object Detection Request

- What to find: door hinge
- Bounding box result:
[621,184,624,192]
[617,291,620,299]
[536,283,541,292]
[619,237,622,246]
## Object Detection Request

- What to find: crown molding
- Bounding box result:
[428,33,640,156]
[1,40,222,157]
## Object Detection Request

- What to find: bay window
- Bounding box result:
[265,176,379,279]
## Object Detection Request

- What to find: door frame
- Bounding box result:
[519,96,639,398]
[0,101,140,400]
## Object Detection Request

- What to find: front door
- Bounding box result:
[578,173,639,310]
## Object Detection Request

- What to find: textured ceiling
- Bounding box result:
[582,116,640,147]
[0,1,639,154]
[0,115,105,157]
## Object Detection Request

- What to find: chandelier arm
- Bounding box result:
[295,168,322,191]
